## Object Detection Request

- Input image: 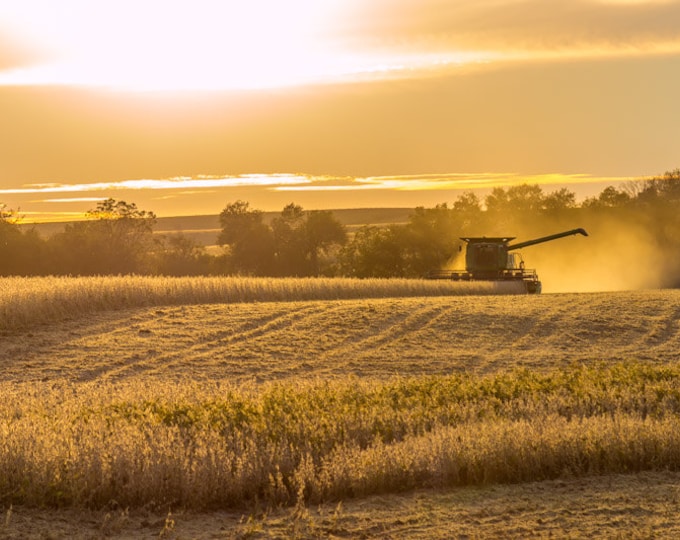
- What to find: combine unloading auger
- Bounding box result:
[426,228,588,294]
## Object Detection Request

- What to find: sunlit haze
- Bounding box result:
[1,0,679,220]
[0,1,493,91]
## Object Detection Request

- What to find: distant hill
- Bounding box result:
[22,207,414,246]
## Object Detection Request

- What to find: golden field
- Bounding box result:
[1,277,680,538]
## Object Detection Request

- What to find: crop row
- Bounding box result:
[0,275,522,332]
[1,362,678,509]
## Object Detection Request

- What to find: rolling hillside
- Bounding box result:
[2,283,679,538]
[2,289,678,384]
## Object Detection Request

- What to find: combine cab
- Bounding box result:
[426,228,588,294]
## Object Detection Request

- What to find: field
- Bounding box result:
[1,277,680,538]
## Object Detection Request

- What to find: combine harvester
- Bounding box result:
[427,228,588,294]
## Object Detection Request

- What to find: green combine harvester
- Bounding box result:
[426,228,588,294]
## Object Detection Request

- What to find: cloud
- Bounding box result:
[338,0,680,57]
[1,172,638,201]
[275,172,637,192]
[39,197,107,203]
[0,174,314,195]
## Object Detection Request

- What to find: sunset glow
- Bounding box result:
[0,1,349,91]
[0,1,496,91]
[1,172,638,222]
[2,0,679,91]
[1,0,678,220]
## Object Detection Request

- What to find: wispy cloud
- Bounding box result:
[5,170,644,223]
[274,172,637,192]
[341,0,680,53]
[329,0,680,83]
[39,197,107,203]
[1,172,638,201]
[0,174,314,195]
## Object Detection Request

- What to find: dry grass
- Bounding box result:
[1,363,680,510]
[3,472,679,538]
[2,277,680,538]
[0,276,524,332]
[225,471,680,539]
[3,289,678,385]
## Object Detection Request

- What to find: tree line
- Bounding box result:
[1,169,679,284]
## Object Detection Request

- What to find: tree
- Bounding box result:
[453,192,482,214]
[637,169,680,203]
[507,184,545,213]
[271,203,307,275]
[451,192,485,234]
[582,186,630,209]
[49,198,157,275]
[218,200,275,275]
[0,205,47,275]
[543,188,577,213]
[401,204,460,276]
[154,234,212,276]
[303,210,347,275]
[486,184,545,214]
[0,206,22,275]
[218,200,263,246]
[484,187,510,214]
[340,225,406,277]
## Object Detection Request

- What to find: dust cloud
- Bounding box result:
[442,248,466,271]
[518,219,667,294]
[437,214,672,294]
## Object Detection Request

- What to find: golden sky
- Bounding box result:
[1,0,679,220]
